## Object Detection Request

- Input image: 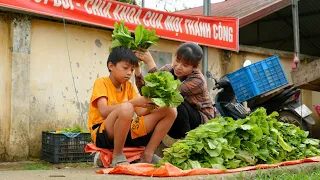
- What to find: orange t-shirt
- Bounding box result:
[88,77,146,143]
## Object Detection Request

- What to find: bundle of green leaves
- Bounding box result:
[110,21,159,52]
[141,71,184,108]
[58,125,85,133]
[159,108,320,170]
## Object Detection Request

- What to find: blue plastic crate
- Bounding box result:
[226,56,288,102]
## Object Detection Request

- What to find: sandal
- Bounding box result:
[110,154,129,168]
[93,152,103,167]
[139,154,162,164]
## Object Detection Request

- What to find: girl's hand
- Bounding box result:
[133,49,157,71]
[133,49,154,65]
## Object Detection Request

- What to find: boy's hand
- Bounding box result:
[130,96,157,108]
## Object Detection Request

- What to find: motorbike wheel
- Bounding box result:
[277,111,309,131]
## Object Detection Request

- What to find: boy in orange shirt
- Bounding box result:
[88,47,177,167]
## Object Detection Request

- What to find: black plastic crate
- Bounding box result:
[41,131,93,163]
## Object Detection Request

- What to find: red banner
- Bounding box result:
[0,0,239,51]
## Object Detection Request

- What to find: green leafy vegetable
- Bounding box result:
[141,71,184,108]
[158,108,320,170]
[57,125,86,133]
[110,21,159,52]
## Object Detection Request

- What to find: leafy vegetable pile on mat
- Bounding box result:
[141,71,184,108]
[159,108,320,170]
[110,21,159,52]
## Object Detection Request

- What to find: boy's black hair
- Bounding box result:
[107,47,139,71]
[175,42,203,67]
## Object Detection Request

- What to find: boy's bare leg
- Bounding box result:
[104,103,134,160]
[141,107,177,162]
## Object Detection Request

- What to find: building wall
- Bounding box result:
[0,14,11,161]
[28,19,183,158]
[29,20,117,157]
[0,15,185,160]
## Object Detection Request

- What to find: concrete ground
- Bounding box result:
[0,168,225,180]
[0,161,319,180]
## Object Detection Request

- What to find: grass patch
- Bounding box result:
[59,162,92,168]
[0,159,93,171]
[22,161,92,170]
[22,162,92,170]
[228,165,320,180]
[254,168,320,180]
[23,164,50,170]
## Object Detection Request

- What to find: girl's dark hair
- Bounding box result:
[107,47,138,71]
[176,42,203,67]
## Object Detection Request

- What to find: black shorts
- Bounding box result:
[167,101,201,139]
[93,123,153,149]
